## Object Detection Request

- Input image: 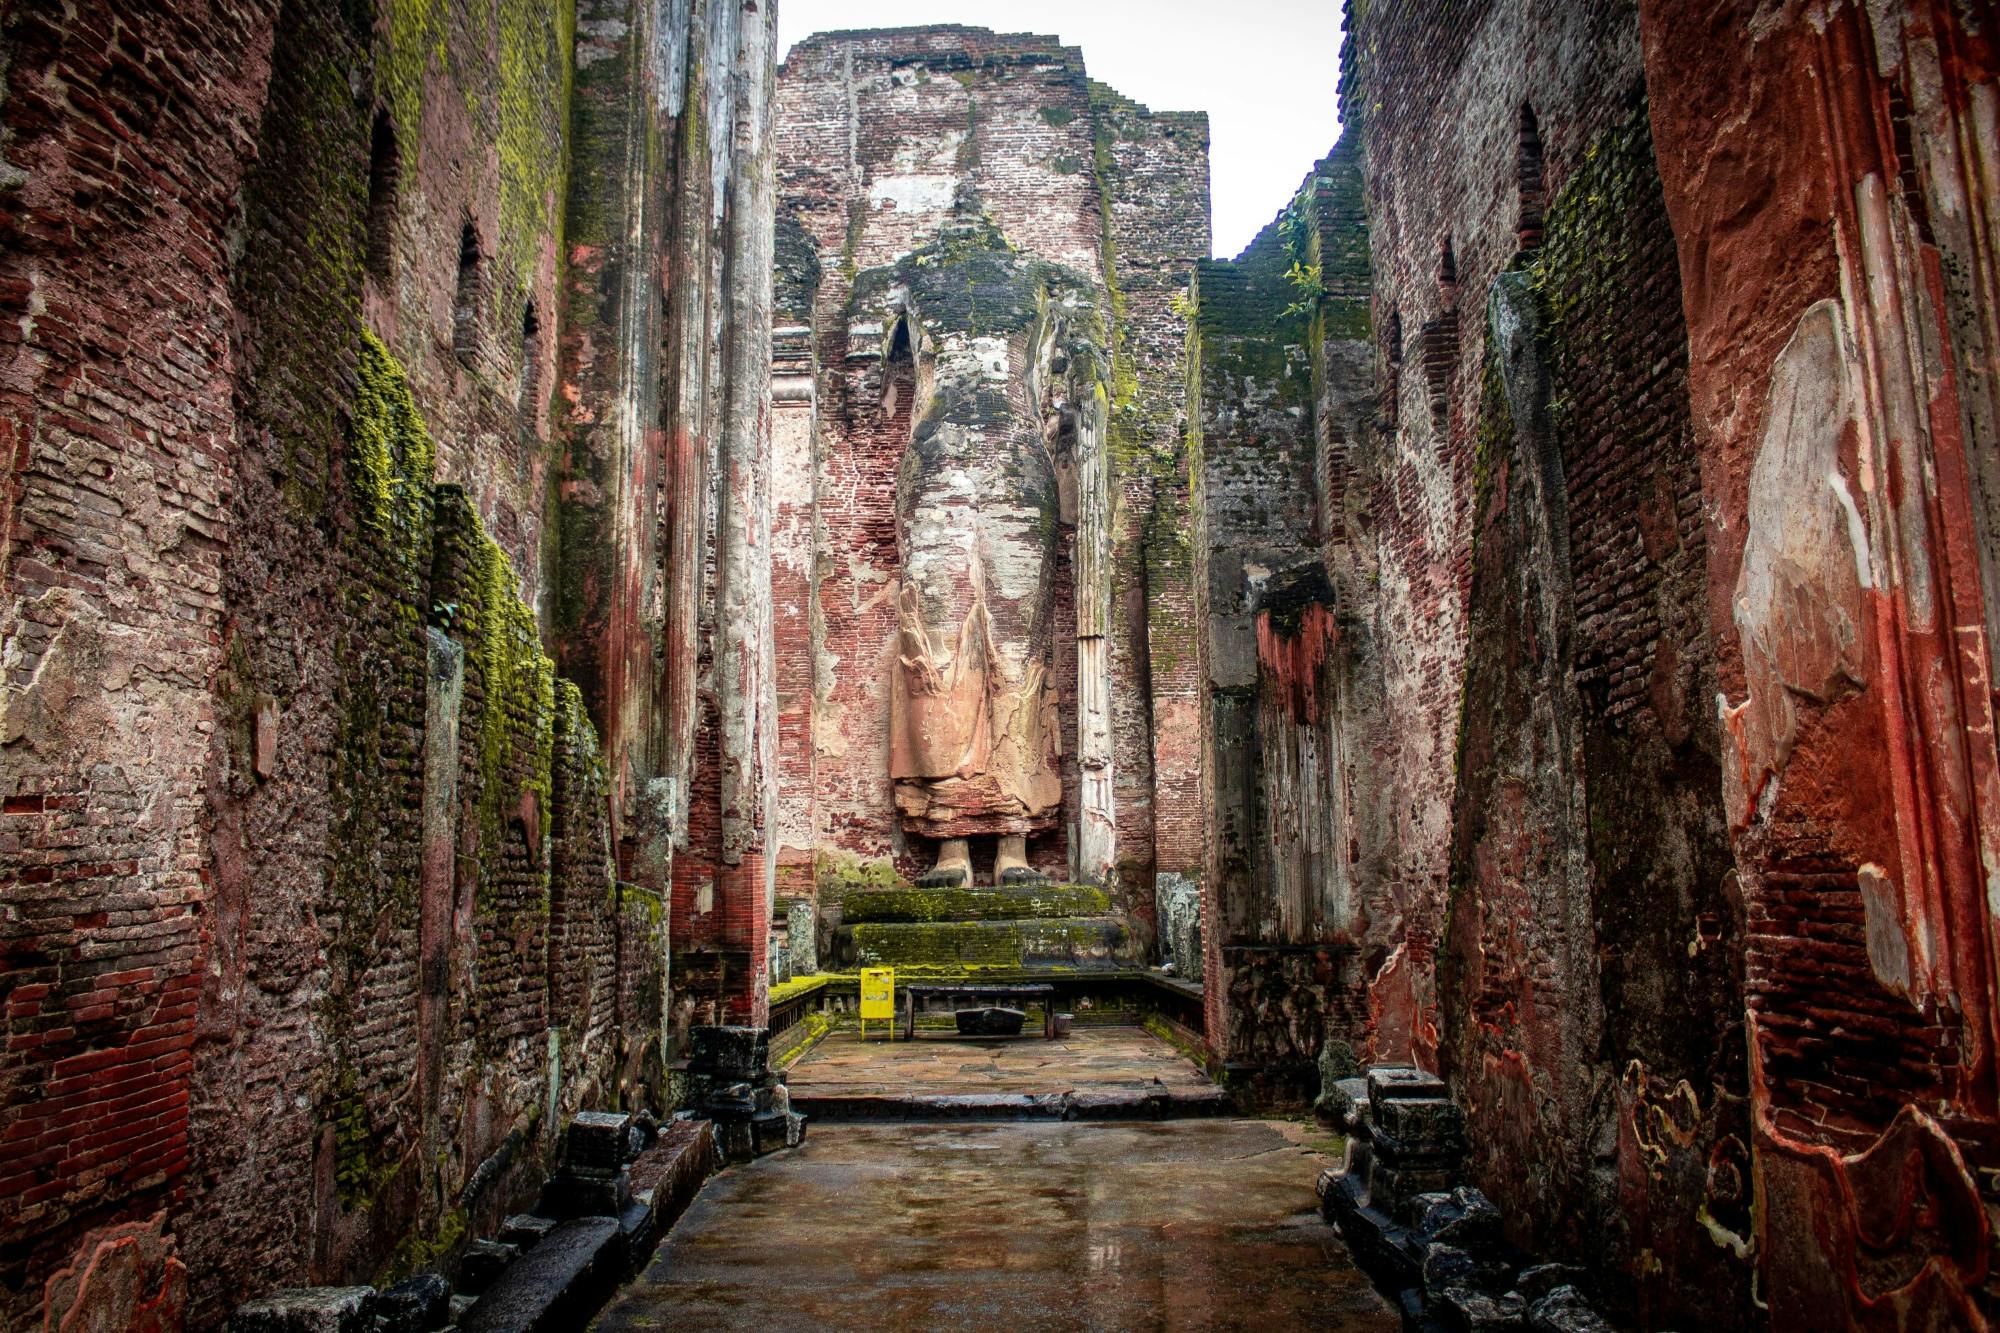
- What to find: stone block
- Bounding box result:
[1370,1159,1463,1219]
[1526,1287,1614,1333]
[371,1274,450,1332]
[700,1080,775,1119]
[457,1217,622,1333]
[688,1026,770,1081]
[562,1112,632,1178]
[499,1216,557,1250]
[1367,1065,1449,1106]
[228,1287,375,1333]
[1416,1186,1502,1250]
[1374,1093,1466,1148]
[1513,1263,1588,1304]
[749,1108,806,1155]
[536,1171,631,1221]
[1441,1285,1526,1332]
[457,1241,518,1294]
[1371,1123,1466,1166]
[1421,1244,1509,1298]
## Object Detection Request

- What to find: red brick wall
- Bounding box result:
[1643,2,2000,1324]
[0,2,280,1324]
[0,0,769,1323]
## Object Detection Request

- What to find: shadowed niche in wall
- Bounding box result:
[1518,104,1544,250]
[366,109,398,282]
[454,220,483,363]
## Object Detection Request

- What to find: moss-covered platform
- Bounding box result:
[839,883,1110,923]
[831,883,1133,973]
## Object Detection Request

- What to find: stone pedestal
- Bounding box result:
[683,1025,805,1161]
[537,1111,635,1219]
[1316,1064,1617,1331]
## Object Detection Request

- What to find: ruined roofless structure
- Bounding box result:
[4,4,2000,1332]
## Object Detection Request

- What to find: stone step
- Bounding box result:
[839,883,1111,923]
[792,1084,1234,1122]
[838,915,1129,970]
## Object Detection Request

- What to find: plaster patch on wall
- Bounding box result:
[1723,298,1870,825]
[868,174,956,215]
[1857,862,1916,1000]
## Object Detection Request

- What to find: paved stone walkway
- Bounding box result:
[594,1120,1398,1332]
[784,1026,1214,1098]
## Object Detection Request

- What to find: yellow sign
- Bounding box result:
[859,967,895,1019]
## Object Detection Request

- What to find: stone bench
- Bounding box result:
[900,982,1058,1040]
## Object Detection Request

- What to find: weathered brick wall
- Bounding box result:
[1188,0,1748,1314]
[0,0,281,1323]
[1344,0,1645,1055]
[1196,1,2000,1327]
[1642,2,2000,1325]
[1091,85,1210,927]
[771,27,1206,926]
[1189,140,1378,1083]
[0,0,771,1323]
[1432,100,1748,1326]
[1188,221,1315,1062]
[1301,3,1753,1320]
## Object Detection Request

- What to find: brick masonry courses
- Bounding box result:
[0,0,774,1325]
[10,4,2000,1331]
[769,27,1209,939]
[1189,1,2000,1329]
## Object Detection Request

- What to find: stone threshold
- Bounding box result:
[455,1118,716,1333]
[793,1084,1233,1122]
[228,1120,717,1333]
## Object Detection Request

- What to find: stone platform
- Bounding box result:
[831,881,1134,972]
[784,1026,1228,1121]
[594,1120,1397,1332]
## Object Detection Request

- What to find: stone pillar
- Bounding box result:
[1074,396,1117,885]
[786,899,818,978]
[711,0,779,1024]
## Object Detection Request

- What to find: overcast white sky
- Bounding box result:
[775,0,1343,258]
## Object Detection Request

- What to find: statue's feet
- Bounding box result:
[992,834,1048,887]
[916,837,972,889]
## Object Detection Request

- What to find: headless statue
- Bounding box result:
[882,218,1087,888]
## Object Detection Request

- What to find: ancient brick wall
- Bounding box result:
[1343,0,1646,1057]
[0,0,771,1324]
[770,27,1206,929]
[1189,140,1379,1083]
[1320,3,1752,1321]
[1090,85,1211,932]
[1642,2,2000,1325]
[1193,1,2000,1326]
[0,0,283,1323]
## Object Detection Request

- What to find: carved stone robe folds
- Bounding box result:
[873,218,1101,841]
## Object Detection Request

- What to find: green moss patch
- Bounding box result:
[841,884,1112,923]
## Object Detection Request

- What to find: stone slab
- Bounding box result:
[457,1217,621,1333]
[594,1121,1397,1331]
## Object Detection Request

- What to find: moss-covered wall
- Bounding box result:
[1436,97,1747,1327]
[92,0,750,1318]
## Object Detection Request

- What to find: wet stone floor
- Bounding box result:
[784,1026,1217,1097]
[594,1118,1398,1332]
